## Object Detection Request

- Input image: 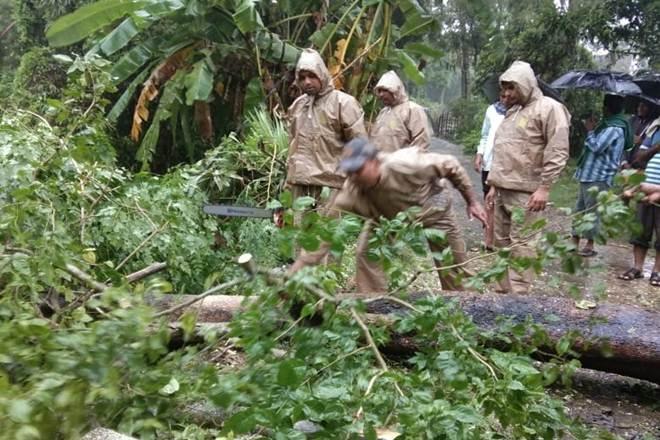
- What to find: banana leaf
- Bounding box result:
[46,0,150,47]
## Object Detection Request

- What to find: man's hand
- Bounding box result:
[527,186,549,212]
[485,186,496,209]
[473,153,483,172]
[467,202,488,227]
[583,116,597,132]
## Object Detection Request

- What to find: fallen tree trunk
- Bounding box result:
[150,292,660,384]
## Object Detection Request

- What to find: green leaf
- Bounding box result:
[159,377,180,395]
[424,228,446,244]
[46,0,150,47]
[398,0,435,38]
[555,337,571,355]
[293,196,316,211]
[224,410,257,434]
[244,77,265,114]
[277,360,299,387]
[233,0,263,34]
[396,50,425,85]
[111,43,154,84]
[403,42,443,58]
[448,405,480,424]
[256,30,301,65]
[100,17,140,56]
[309,23,337,49]
[9,399,32,423]
[184,59,214,105]
[364,424,378,440]
[108,63,152,121]
[508,380,526,391]
[299,233,320,251]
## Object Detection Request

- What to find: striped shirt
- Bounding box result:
[641,129,660,185]
[574,126,624,185]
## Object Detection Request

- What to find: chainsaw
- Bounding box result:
[203,204,284,228]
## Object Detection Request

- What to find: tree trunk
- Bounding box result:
[150,292,660,384]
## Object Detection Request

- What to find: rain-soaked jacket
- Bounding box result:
[369,71,431,152]
[286,49,367,189]
[487,61,571,192]
[331,148,474,226]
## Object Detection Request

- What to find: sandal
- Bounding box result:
[617,268,643,281]
[650,272,660,287]
[578,248,598,257]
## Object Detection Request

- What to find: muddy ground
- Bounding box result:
[429,138,659,439]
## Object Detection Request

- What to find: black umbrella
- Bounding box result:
[633,71,660,100]
[551,70,642,96]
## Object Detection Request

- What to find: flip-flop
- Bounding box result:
[617,268,643,281]
[650,272,660,287]
[577,249,598,257]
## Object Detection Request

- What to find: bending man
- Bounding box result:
[289,139,487,292]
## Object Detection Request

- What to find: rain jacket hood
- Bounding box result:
[499,61,543,107]
[370,71,430,152]
[296,48,334,97]
[375,71,408,106]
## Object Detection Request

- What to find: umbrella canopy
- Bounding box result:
[551,70,642,96]
[633,71,660,99]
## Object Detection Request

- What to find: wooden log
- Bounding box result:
[149,292,660,384]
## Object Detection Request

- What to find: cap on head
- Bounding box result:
[338,138,378,173]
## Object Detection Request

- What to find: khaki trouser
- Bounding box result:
[291,184,338,261]
[493,188,541,294]
[355,198,468,292]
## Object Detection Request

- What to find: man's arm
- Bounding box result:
[407,105,432,151]
[633,144,660,166]
[474,107,492,171]
[529,102,570,211]
[340,95,368,140]
[425,154,487,225]
[583,126,622,155]
[539,102,571,187]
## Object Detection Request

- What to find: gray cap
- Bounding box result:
[338,138,378,172]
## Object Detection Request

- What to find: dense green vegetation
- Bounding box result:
[0,0,657,438]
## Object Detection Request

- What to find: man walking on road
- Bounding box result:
[289,139,487,292]
[486,61,571,294]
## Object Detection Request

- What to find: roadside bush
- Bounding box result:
[448,96,489,153]
[12,47,67,110]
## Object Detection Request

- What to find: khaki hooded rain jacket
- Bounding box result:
[487,61,571,192]
[286,49,367,189]
[369,71,431,152]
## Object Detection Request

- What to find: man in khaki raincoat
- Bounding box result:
[369,70,431,152]
[485,61,571,294]
[286,48,367,203]
[351,70,446,291]
[289,139,487,292]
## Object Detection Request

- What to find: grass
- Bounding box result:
[549,159,578,208]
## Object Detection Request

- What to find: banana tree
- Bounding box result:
[46,0,440,171]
